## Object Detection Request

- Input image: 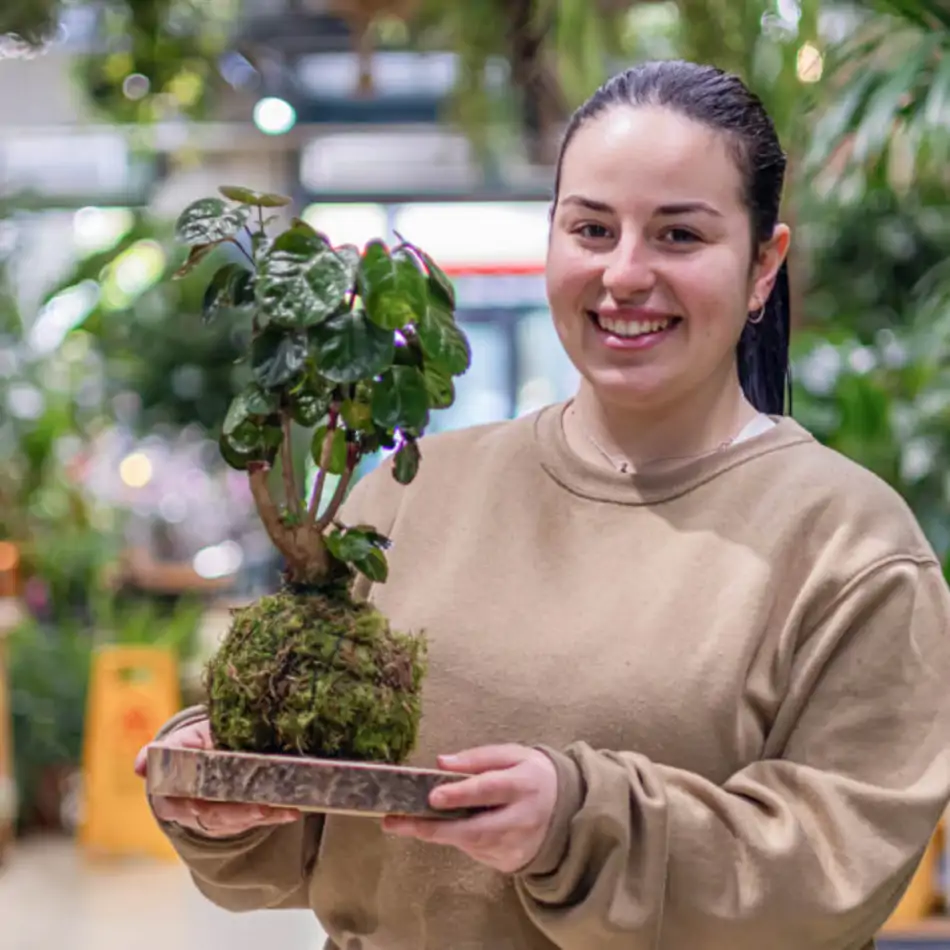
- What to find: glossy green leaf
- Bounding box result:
[203,263,254,323]
[311,425,348,474]
[353,547,389,583]
[223,386,278,439]
[251,328,308,390]
[245,384,279,416]
[219,424,281,471]
[394,232,457,308]
[416,300,472,376]
[257,228,353,328]
[423,365,455,409]
[393,440,421,485]
[358,242,427,330]
[323,526,388,564]
[176,198,249,246]
[340,398,374,431]
[290,390,331,427]
[310,308,395,383]
[335,244,361,287]
[371,366,429,430]
[349,525,392,550]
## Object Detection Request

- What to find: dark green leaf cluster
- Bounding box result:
[173,186,471,582]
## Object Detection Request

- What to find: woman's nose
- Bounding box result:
[601,241,656,299]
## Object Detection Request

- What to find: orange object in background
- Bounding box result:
[0,543,20,598]
[79,645,181,861]
[882,821,945,930]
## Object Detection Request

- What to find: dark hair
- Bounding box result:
[552,60,792,416]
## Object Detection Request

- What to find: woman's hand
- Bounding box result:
[135,718,300,839]
[382,744,558,874]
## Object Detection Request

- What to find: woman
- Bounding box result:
[137,60,950,950]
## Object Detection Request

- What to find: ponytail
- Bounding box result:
[736,259,792,415]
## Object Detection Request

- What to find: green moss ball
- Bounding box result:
[205,589,427,763]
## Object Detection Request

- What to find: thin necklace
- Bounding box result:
[568,405,743,475]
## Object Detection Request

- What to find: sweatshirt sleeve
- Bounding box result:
[515,557,950,950]
[148,705,324,912]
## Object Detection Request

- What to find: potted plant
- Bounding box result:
[146,187,472,817]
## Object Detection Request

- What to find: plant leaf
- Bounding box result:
[203,263,253,323]
[290,390,331,427]
[176,198,249,246]
[311,425,348,474]
[394,231,457,308]
[219,424,281,471]
[349,525,392,550]
[257,227,353,328]
[174,243,215,279]
[340,398,374,431]
[416,299,472,376]
[353,547,388,583]
[251,328,308,390]
[423,365,455,409]
[310,308,395,383]
[219,186,292,208]
[358,241,427,330]
[371,366,429,430]
[393,440,421,485]
[324,526,384,563]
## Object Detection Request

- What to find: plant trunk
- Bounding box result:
[248,464,333,587]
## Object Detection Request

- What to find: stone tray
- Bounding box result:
[146,744,478,820]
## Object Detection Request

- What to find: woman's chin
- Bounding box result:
[582,368,675,409]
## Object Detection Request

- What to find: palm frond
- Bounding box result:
[805,3,950,185]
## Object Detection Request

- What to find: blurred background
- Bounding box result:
[1,1,950,948]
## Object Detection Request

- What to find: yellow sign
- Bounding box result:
[79,645,181,860]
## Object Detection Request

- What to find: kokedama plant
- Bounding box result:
[173,186,471,765]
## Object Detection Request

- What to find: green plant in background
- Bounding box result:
[7,616,93,831]
[7,596,204,831]
[0,0,60,51]
[797,181,950,340]
[172,186,470,761]
[791,0,950,571]
[43,212,251,434]
[76,0,238,125]
[805,0,950,190]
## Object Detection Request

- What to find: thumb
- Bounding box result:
[438,744,531,774]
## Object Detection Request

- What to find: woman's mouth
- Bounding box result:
[587,310,682,349]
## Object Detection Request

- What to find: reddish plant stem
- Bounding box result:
[307,404,340,525]
[315,447,358,532]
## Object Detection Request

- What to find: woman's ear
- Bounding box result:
[747,223,791,311]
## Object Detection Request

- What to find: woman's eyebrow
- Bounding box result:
[560,195,614,213]
[655,201,723,218]
[560,196,724,218]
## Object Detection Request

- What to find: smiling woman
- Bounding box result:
[140,60,950,950]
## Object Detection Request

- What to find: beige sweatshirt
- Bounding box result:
[153,403,950,950]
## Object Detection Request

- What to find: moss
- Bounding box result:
[204,588,427,763]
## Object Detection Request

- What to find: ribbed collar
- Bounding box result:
[532,401,816,505]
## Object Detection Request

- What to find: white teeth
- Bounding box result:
[596,315,673,338]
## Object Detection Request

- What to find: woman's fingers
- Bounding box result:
[136,717,214,778]
[141,718,299,837]
[151,796,300,837]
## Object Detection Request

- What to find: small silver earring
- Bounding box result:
[748,304,766,325]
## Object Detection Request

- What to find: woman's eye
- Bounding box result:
[660,227,701,245]
[574,223,611,240]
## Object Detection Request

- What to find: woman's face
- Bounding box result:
[546,105,789,411]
